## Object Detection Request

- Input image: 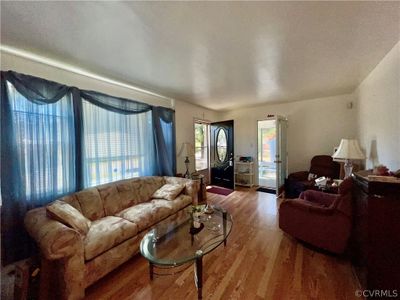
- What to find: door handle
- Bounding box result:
[274,160,282,163]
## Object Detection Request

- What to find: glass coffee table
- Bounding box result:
[140,206,233,300]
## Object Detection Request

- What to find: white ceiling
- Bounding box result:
[1,1,399,111]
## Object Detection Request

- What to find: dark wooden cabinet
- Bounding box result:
[351,171,400,291]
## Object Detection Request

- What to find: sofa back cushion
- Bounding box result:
[133,176,165,203]
[75,188,105,221]
[52,176,167,220]
[114,179,140,210]
[97,176,166,216]
[97,183,123,216]
[58,194,83,213]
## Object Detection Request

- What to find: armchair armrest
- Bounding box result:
[280,199,334,215]
[24,207,83,260]
[299,190,338,207]
[287,171,309,181]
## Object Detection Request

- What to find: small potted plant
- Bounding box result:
[190,205,205,233]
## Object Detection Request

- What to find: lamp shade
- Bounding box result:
[178,142,194,157]
[332,139,365,160]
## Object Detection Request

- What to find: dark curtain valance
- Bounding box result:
[156,106,175,123]
[80,90,152,114]
[2,70,71,104]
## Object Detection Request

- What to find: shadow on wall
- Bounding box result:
[369,139,379,168]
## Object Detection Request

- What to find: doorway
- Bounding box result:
[258,119,277,189]
[257,116,288,196]
[210,120,234,189]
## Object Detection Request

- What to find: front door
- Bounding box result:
[210,120,234,189]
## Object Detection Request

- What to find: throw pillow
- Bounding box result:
[152,184,185,201]
[47,200,91,235]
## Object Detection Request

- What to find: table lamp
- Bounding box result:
[332,139,365,178]
[178,142,194,178]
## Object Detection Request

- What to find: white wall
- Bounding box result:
[220,94,357,178]
[174,100,220,174]
[355,41,400,171]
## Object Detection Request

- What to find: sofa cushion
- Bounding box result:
[75,188,105,221]
[151,194,192,218]
[84,216,138,261]
[173,194,193,209]
[46,200,91,235]
[152,184,185,201]
[134,177,165,203]
[97,183,122,216]
[116,203,158,232]
[58,194,83,213]
[115,179,141,209]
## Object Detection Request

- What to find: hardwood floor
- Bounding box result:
[85,188,361,300]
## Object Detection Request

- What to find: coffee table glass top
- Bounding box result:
[140,206,232,266]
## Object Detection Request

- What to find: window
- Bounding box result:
[82,100,154,187]
[6,82,76,201]
[216,128,228,162]
[194,122,209,171]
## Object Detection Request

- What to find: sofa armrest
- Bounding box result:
[287,171,309,181]
[24,207,83,260]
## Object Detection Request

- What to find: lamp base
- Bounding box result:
[184,170,190,178]
[344,160,353,179]
[184,157,190,178]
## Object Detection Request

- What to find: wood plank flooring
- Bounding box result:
[85,188,361,300]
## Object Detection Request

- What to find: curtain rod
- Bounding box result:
[0,45,174,104]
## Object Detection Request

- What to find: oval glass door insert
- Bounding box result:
[216,128,227,162]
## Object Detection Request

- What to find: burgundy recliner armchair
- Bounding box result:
[279,178,352,254]
[284,155,340,198]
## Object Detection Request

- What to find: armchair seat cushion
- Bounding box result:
[115,203,158,232]
[84,216,138,261]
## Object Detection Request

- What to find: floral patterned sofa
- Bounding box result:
[24,176,198,300]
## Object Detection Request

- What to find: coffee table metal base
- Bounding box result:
[143,207,231,300]
[148,256,204,300]
[194,256,203,299]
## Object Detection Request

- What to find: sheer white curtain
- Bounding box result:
[82,100,155,187]
[6,82,76,203]
[1,78,76,263]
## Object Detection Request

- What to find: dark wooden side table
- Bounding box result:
[351,171,400,291]
[190,174,207,204]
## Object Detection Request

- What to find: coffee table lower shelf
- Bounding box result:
[148,242,228,300]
